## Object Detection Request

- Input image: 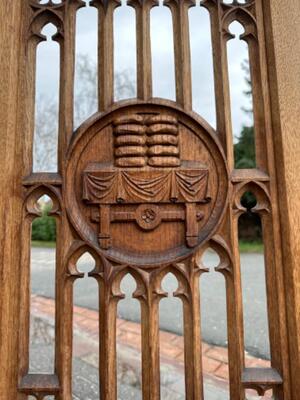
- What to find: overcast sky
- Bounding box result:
[35,1,253,139]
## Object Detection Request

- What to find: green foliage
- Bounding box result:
[31,204,56,242]
[234,126,255,169]
[239,240,263,253]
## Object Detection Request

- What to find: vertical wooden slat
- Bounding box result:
[56,3,83,399]
[56,222,76,400]
[228,214,246,400]
[255,1,292,397]
[201,0,234,167]
[214,215,245,400]
[140,290,160,400]
[180,260,204,400]
[56,277,74,400]
[260,210,286,399]
[18,218,31,380]
[264,14,300,375]
[59,1,84,164]
[128,0,159,101]
[0,1,27,398]
[94,269,118,400]
[165,0,194,110]
[92,0,121,112]
[17,4,39,385]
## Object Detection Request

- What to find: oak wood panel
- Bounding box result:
[0,1,28,399]
[0,1,300,400]
[262,1,300,398]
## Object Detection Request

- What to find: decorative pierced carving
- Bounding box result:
[232,180,271,216]
[23,183,62,219]
[29,0,65,11]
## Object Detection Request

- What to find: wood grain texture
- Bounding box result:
[165,0,195,110]
[201,0,234,167]
[242,367,283,396]
[128,0,159,100]
[0,1,27,399]
[1,1,300,399]
[262,0,300,398]
[92,0,121,111]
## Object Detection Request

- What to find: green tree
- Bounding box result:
[234,59,255,169]
[32,203,56,242]
[234,126,255,169]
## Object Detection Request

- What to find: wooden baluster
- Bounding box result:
[201,0,233,167]
[213,219,245,400]
[92,0,121,111]
[99,287,119,400]
[176,259,204,400]
[165,0,195,111]
[259,207,285,399]
[56,4,82,397]
[56,277,74,400]
[91,262,120,400]
[139,273,161,400]
[128,0,159,101]
[59,1,83,166]
[225,218,245,400]
[54,5,79,392]
[56,232,82,400]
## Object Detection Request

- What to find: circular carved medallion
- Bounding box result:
[66,102,229,266]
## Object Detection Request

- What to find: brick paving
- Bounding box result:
[30,295,273,399]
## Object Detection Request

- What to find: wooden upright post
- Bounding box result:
[262,1,300,397]
[0,1,25,399]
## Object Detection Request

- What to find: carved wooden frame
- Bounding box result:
[0,1,300,400]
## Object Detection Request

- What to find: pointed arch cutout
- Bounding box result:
[222,7,257,43]
[65,241,102,279]
[234,181,271,216]
[25,185,62,218]
[110,266,147,301]
[30,10,64,43]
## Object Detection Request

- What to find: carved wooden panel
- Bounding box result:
[66,103,228,265]
[1,0,295,400]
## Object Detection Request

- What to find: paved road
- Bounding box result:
[31,247,270,360]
